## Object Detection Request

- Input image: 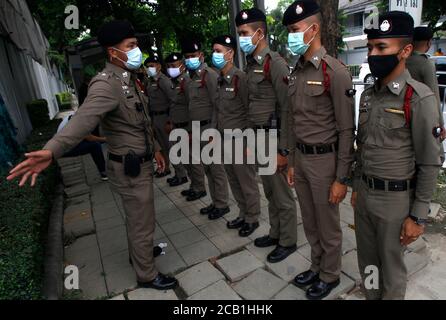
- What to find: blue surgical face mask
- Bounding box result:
[185,57,201,70]
[239,29,264,55]
[288,24,316,56]
[147,67,158,77]
[212,51,232,70]
[113,47,143,70]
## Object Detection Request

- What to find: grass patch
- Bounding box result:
[0,120,60,300]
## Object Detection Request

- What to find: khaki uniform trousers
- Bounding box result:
[355,179,412,300]
[256,132,297,247]
[107,159,158,282]
[223,136,260,223]
[293,150,342,283]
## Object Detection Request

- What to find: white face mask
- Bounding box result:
[147,67,158,77]
[167,67,181,79]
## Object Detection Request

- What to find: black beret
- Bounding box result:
[181,38,202,54]
[413,26,434,41]
[165,52,183,63]
[212,35,237,51]
[235,8,266,27]
[282,0,320,26]
[364,11,414,39]
[144,55,161,65]
[97,20,136,47]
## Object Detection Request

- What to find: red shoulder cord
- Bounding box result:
[233,74,239,96]
[263,54,272,82]
[135,78,145,93]
[322,60,330,93]
[200,70,208,88]
[403,84,414,127]
[179,78,185,94]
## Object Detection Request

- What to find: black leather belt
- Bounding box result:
[296,143,338,155]
[362,174,416,192]
[174,121,189,129]
[150,110,168,116]
[109,153,153,164]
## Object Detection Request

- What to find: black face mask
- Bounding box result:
[368,52,401,79]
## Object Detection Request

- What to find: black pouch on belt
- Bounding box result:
[124,150,141,178]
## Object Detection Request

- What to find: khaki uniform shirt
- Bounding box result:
[287,47,355,179]
[169,72,191,126]
[214,65,249,131]
[245,47,290,149]
[406,52,444,126]
[353,69,442,219]
[145,72,175,113]
[186,63,219,124]
[44,62,159,158]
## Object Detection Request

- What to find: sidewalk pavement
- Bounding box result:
[59,154,445,300]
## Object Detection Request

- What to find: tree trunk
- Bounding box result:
[315,0,340,58]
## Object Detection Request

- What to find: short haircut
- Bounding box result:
[399,37,413,48]
[304,12,322,26]
[249,21,268,37]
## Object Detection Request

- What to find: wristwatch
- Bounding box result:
[337,177,350,185]
[409,215,427,226]
[278,149,290,157]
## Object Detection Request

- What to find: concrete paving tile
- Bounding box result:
[188,280,241,300]
[177,239,220,266]
[216,250,264,282]
[233,269,287,300]
[177,261,225,296]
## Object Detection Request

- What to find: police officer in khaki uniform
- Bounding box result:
[164,52,190,187]
[407,26,446,144]
[144,55,174,178]
[210,35,262,225]
[7,20,178,290]
[236,9,298,252]
[283,1,355,299]
[352,12,442,300]
[181,38,230,217]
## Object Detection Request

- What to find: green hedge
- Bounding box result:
[55,92,72,111]
[0,120,60,300]
[26,99,50,129]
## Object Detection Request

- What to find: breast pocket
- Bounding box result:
[357,108,370,143]
[376,113,410,148]
[189,81,202,100]
[123,97,145,125]
[303,83,330,113]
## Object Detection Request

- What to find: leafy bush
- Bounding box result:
[26,99,50,129]
[55,92,72,111]
[0,120,60,300]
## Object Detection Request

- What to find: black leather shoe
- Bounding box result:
[293,270,320,287]
[169,177,188,187]
[155,170,171,178]
[137,273,178,290]
[200,204,215,215]
[239,222,259,237]
[208,207,230,220]
[167,176,178,184]
[186,190,207,202]
[254,235,279,248]
[306,279,340,300]
[267,245,297,263]
[227,218,245,229]
[181,188,193,197]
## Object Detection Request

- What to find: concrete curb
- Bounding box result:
[42,182,65,300]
